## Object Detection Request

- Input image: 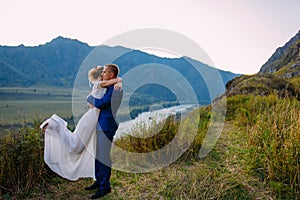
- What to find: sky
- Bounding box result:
[0,0,299,74]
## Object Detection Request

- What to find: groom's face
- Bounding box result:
[102,67,112,80]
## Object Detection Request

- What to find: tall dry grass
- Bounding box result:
[246,96,300,194]
[227,94,300,196]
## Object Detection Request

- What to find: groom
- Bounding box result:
[86,63,123,199]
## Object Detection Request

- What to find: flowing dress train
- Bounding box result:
[42,107,99,180]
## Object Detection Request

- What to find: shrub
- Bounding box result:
[0,120,49,197]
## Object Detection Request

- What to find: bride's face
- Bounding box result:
[99,74,103,81]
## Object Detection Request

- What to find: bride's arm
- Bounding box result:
[99,77,122,88]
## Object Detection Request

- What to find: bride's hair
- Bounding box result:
[88,66,103,82]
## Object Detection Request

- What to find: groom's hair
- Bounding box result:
[105,64,120,78]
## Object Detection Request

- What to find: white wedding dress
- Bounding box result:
[41,81,105,181]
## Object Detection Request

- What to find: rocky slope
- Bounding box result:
[225,30,300,99]
[259,30,300,78]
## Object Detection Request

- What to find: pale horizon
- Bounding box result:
[0,0,299,75]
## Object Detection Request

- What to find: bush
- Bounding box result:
[0,120,49,197]
[114,114,180,153]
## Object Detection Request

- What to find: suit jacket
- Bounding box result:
[87,85,123,132]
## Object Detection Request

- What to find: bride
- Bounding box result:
[40,65,122,181]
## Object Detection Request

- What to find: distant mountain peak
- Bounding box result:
[51,36,75,42]
[259,30,300,75]
[53,36,65,40]
[45,36,90,47]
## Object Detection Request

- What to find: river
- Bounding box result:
[115,104,195,138]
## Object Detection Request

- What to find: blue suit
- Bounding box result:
[87,85,123,190]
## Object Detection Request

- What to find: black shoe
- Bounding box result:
[90,188,111,199]
[84,182,99,190]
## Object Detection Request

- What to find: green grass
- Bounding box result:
[226,94,300,198]
[0,87,74,125]
[245,97,300,194]
[0,99,73,124]
[290,76,300,88]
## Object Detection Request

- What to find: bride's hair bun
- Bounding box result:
[88,65,104,82]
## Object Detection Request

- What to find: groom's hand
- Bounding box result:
[87,94,96,108]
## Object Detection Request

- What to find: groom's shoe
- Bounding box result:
[90,188,111,199]
[84,182,99,190]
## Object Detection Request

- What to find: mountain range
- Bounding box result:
[0,37,92,87]
[0,36,240,104]
[1,29,300,104]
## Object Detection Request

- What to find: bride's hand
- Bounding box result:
[42,123,48,131]
[87,102,94,109]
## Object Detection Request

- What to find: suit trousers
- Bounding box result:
[95,130,115,190]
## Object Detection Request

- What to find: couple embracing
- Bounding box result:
[41,64,123,199]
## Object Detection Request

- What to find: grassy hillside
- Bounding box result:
[225,74,299,100]
[1,92,299,199]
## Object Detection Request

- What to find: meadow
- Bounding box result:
[0,87,73,125]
